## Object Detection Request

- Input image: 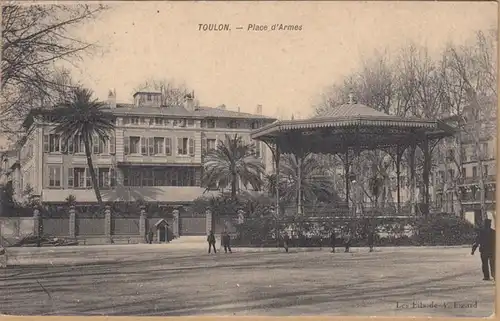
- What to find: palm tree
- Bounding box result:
[202,134,265,199]
[278,153,341,212]
[51,87,115,205]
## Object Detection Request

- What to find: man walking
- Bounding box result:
[472,219,495,280]
[207,230,217,254]
[222,231,232,253]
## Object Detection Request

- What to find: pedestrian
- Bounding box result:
[367,230,375,253]
[222,231,232,253]
[207,230,217,254]
[472,219,495,281]
[344,231,352,253]
[330,231,336,253]
[283,232,290,253]
[147,229,154,244]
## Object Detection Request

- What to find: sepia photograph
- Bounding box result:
[0,1,497,317]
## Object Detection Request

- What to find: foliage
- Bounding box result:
[50,87,115,205]
[202,134,265,199]
[233,214,476,247]
[134,78,196,107]
[278,153,342,206]
[193,192,275,218]
[1,4,107,134]
[65,194,77,207]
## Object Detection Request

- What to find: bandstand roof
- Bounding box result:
[251,103,456,154]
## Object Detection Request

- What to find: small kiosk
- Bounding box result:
[154,219,169,243]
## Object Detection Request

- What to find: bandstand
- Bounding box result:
[251,99,456,217]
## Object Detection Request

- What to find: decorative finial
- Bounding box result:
[348,92,354,104]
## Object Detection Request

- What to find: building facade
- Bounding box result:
[432,102,497,226]
[17,91,276,206]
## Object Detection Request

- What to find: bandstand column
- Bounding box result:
[354,139,362,216]
[274,144,281,217]
[409,141,417,215]
[296,154,303,215]
[422,138,431,217]
[396,146,402,213]
[344,149,350,207]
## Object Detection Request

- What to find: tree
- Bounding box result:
[134,78,196,107]
[51,87,115,205]
[278,153,341,211]
[1,4,107,134]
[202,134,265,199]
[442,30,497,221]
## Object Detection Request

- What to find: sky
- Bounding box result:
[64,1,497,120]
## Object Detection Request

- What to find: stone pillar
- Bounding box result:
[33,207,41,237]
[206,209,213,234]
[172,209,180,238]
[139,205,147,243]
[69,205,76,238]
[104,205,112,243]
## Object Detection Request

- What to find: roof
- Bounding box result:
[313,103,393,119]
[251,102,456,154]
[133,91,162,97]
[108,103,275,120]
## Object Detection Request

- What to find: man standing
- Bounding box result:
[222,231,232,253]
[472,219,495,280]
[367,230,375,253]
[207,230,217,254]
[283,232,290,253]
[330,231,336,253]
[147,229,154,244]
[344,231,352,253]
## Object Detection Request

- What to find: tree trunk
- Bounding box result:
[231,169,237,200]
[83,138,103,205]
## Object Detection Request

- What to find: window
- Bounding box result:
[461,167,466,178]
[207,139,216,151]
[177,138,194,156]
[130,117,140,125]
[165,138,172,156]
[147,94,152,101]
[142,170,154,186]
[484,165,488,176]
[154,137,164,155]
[97,168,115,188]
[48,166,61,187]
[73,168,86,188]
[109,135,116,154]
[43,134,61,153]
[67,168,74,187]
[85,168,92,188]
[482,143,489,159]
[472,166,477,178]
[207,119,216,128]
[251,121,259,129]
[187,119,194,127]
[255,141,261,158]
[227,120,240,129]
[174,119,186,127]
[154,117,163,125]
[141,137,148,155]
[125,136,140,154]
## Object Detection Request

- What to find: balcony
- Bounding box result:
[120,154,201,166]
[461,175,496,185]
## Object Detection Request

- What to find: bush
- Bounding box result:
[232,214,476,247]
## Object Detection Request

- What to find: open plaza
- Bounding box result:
[0,242,494,317]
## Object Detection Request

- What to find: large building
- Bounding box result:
[14,90,276,206]
[432,100,497,226]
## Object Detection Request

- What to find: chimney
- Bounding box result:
[184,91,195,112]
[108,89,116,109]
[217,104,226,110]
[255,104,262,115]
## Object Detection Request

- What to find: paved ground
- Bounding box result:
[0,245,495,317]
